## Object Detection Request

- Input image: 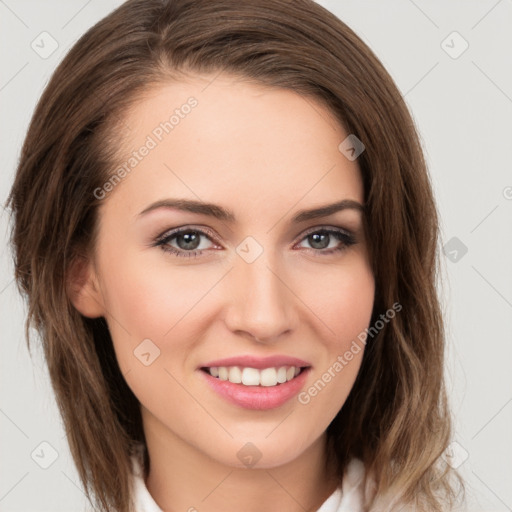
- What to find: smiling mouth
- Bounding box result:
[200,365,308,387]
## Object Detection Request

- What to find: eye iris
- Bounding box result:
[177,231,201,250]
[309,232,329,249]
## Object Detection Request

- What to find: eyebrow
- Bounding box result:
[138,198,364,223]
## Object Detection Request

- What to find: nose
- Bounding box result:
[223,251,297,344]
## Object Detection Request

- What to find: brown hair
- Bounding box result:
[7,0,464,510]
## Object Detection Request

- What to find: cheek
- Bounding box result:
[302,257,375,345]
[295,257,374,403]
[97,251,226,367]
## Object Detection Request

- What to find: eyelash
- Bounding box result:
[153,225,356,258]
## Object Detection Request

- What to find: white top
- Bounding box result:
[131,452,367,512]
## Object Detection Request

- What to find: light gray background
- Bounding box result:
[1,1,511,511]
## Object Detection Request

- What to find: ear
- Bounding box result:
[66,254,105,318]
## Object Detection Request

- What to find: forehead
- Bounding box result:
[102,73,364,220]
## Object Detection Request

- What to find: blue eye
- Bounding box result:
[155,227,217,258]
[154,226,356,258]
[297,228,356,255]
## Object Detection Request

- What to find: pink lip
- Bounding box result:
[199,355,311,370]
[198,367,311,410]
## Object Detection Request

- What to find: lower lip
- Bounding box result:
[198,368,311,410]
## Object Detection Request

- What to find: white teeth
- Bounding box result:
[242,367,260,386]
[228,366,242,383]
[276,367,287,383]
[206,365,303,387]
[260,368,277,387]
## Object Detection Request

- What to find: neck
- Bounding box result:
[142,411,339,512]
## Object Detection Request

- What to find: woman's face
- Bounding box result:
[81,73,374,469]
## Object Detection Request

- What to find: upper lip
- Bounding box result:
[200,355,311,370]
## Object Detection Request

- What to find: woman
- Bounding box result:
[7,0,464,510]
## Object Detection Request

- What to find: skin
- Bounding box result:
[71,73,375,512]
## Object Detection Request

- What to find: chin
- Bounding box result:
[208,435,315,470]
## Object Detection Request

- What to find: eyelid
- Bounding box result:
[153,223,357,258]
[295,224,354,241]
[292,225,357,254]
[155,224,355,245]
[155,225,221,246]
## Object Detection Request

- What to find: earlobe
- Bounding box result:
[66,254,105,318]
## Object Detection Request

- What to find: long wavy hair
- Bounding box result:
[7,0,464,510]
